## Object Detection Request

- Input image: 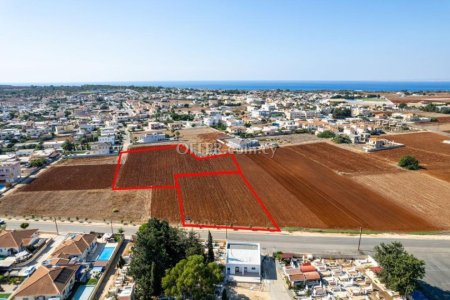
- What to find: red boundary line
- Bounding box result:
[112,144,280,232]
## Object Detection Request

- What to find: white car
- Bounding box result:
[23,266,36,277]
[0,219,5,225]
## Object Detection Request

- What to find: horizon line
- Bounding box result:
[2,79,450,86]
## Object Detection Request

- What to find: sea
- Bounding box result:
[7,81,450,92]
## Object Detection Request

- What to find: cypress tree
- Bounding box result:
[207,231,214,263]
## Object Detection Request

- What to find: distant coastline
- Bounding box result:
[3,80,450,92]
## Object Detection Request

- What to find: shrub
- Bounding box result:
[398,155,420,170]
[29,158,46,168]
[332,135,352,144]
[317,130,336,138]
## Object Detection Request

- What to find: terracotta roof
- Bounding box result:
[0,229,38,249]
[51,234,96,258]
[284,267,302,276]
[46,258,72,266]
[13,265,76,297]
[300,265,317,273]
[304,271,321,281]
[370,266,383,274]
[280,253,294,259]
[289,273,306,282]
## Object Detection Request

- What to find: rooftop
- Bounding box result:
[226,241,260,266]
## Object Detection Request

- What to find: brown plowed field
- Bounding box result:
[150,188,181,223]
[381,132,450,155]
[237,147,438,231]
[115,148,236,187]
[178,174,275,228]
[286,142,397,175]
[372,147,450,170]
[21,165,116,191]
[372,132,450,182]
[0,189,152,222]
[352,172,450,228]
[3,141,447,231]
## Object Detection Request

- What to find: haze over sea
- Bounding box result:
[8,81,450,92]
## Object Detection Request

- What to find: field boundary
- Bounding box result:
[111,144,280,232]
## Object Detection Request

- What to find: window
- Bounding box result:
[252,267,256,270]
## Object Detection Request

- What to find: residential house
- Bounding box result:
[51,234,97,261]
[89,142,110,155]
[12,265,77,300]
[226,241,261,282]
[226,138,260,150]
[138,132,167,144]
[0,158,21,183]
[0,229,39,256]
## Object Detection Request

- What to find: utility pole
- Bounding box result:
[357,227,363,251]
[53,217,59,235]
[110,219,114,235]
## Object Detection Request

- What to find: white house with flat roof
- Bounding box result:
[226,241,261,282]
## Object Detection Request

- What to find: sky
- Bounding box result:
[0,0,449,83]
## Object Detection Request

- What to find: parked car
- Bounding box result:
[23,266,36,277]
[0,219,6,225]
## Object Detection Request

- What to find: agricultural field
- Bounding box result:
[20,164,116,191]
[178,174,275,229]
[382,92,450,103]
[285,142,398,175]
[115,147,236,188]
[237,147,436,231]
[352,172,450,228]
[0,189,152,222]
[0,157,151,223]
[1,136,449,231]
[372,132,450,182]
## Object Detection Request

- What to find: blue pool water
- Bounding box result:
[72,285,95,300]
[96,246,115,261]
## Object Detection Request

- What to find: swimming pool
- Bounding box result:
[72,285,95,300]
[96,246,115,261]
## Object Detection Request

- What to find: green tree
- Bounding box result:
[20,222,29,229]
[162,255,223,299]
[332,134,352,144]
[398,103,407,109]
[34,142,44,150]
[207,231,214,263]
[62,140,75,152]
[29,158,47,168]
[398,155,420,170]
[332,107,351,119]
[128,218,203,298]
[317,130,336,138]
[374,242,425,295]
[184,230,204,257]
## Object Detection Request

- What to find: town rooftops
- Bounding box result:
[226,241,260,266]
[51,233,96,258]
[0,229,38,249]
[13,265,77,297]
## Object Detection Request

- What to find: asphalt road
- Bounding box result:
[4,219,450,297]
